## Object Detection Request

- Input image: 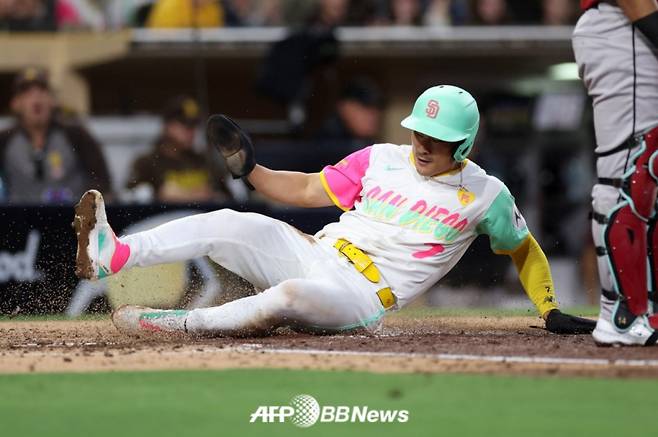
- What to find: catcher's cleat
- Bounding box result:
[592,316,658,346]
[73,190,130,280]
[112,305,188,336]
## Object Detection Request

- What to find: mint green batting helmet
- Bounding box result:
[401,85,480,162]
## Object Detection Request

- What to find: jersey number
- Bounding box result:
[412,243,445,259]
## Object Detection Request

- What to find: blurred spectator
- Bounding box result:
[541,0,577,26]
[56,0,80,28]
[316,78,384,148]
[0,0,57,31]
[0,67,112,204]
[126,95,231,203]
[147,0,224,28]
[306,0,349,28]
[0,0,12,25]
[224,0,283,26]
[468,0,512,25]
[386,0,424,26]
[131,1,156,27]
[423,0,451,26]
[0,0,105,31]
[257,11,339,130]
[343,0,380,26]
[56,0,105,30]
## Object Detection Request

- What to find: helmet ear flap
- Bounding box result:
[450,139,467,162]
[453,142,471,162]
[452,119,479,162]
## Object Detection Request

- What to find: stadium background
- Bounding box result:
[0,0,596,316]
[2,2,653,437]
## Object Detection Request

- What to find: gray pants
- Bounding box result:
[573,3,658,320]
[573,3,658,154]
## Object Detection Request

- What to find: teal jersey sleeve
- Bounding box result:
[476,187,529,254]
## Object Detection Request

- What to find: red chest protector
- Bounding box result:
[581,0,600,10]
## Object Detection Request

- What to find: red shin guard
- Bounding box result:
[605,205,649,315]
[604,127,658,318]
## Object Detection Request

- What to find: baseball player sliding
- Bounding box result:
[573,0,658,345]
[73,85,594,337]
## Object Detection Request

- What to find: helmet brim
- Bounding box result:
[400,115,468,143]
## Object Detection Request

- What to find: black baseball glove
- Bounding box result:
[544,309,596,334]
[206,114,256,179]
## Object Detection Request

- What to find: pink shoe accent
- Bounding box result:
[110,236,131,273]
[138,319,162,332]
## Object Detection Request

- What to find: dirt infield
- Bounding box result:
[1,315,657,378]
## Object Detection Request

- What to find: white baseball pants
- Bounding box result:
[121,209,386,335]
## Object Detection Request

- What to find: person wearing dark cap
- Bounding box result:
[0,67,111,204]
[316,78,384,149]
[126,95,231,203]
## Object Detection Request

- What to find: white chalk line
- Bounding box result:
[8,343,658,368]
[222,345,658,368]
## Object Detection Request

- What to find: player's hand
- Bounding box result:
[544,309,596,334]
[206,114,256,179]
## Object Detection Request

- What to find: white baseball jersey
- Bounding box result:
[317,143,529,307]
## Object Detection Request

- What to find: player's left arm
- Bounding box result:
[508,234,557,319]
[478,188,596,334]
[508,235,596,334]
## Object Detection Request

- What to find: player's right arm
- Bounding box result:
[206,114,368,209]
[618,0,658,47]
[247,166,332,208]
[618,0,657,20]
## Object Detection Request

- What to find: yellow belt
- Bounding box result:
[333,238,396,310]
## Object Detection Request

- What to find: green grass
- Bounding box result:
[0,369,652,437]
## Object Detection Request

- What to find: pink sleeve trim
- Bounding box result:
[321,146,372,210]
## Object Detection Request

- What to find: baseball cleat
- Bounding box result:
[112,305,188,335]
[73,190,130,280]
[592,316,658,346]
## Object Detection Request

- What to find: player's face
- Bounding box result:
[411,131,458,176]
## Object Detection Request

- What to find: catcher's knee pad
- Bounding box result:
[619,129,658,220]
[598,127,658,328]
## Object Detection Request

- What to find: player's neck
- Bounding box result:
[431,160,462,177]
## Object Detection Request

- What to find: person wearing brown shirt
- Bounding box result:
[126,96,231,203]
